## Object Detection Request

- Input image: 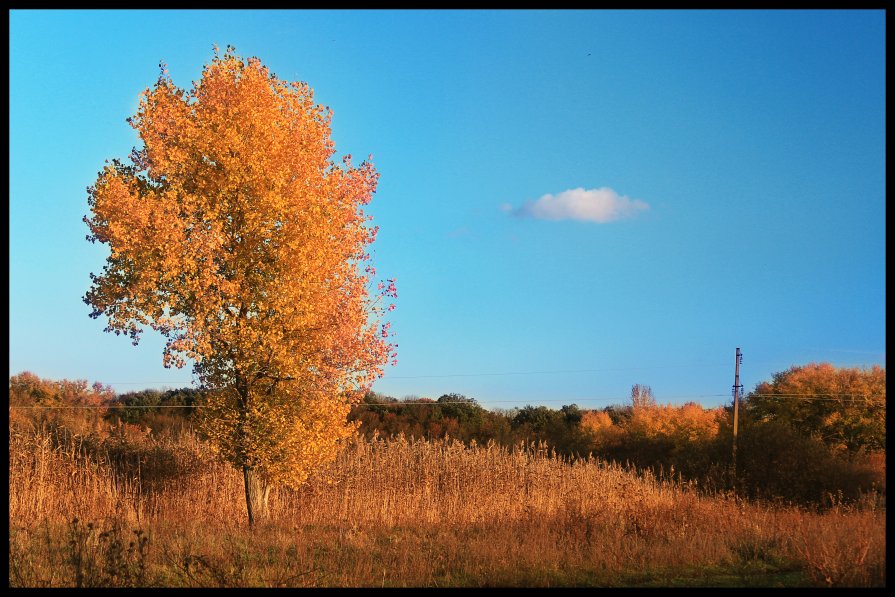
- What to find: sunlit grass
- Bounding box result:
[8,421,886,587]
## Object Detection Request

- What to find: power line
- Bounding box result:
[382,364,732,379]
[358,395,729,406]
[747,394,884,401]
[381,359,885,380]
[85,364,731,384]
[18,357,884,387]
[95,381,197,386]
[9,398,670,410]
[7,393,731,409]
[8,393,886,410]
[9,405,203,409]
[748,393,881,397]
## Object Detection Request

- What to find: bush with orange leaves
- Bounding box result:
[9,371,115,437]
[582,397,726,480]
[744,363,885,454]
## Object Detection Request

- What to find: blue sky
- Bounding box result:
[9,9,886,411]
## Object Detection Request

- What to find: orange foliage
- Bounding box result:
[580,410,613,434]
[745,363,885,452]
[82,47,395,515]
[9,371,114,408]
[9,371,116,436]
[627,402,724,444]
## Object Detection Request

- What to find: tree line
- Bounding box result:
[9,362,885,507]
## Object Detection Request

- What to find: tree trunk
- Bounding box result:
[235,373,271,527]
[243,466,270,527]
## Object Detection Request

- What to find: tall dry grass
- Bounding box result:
[8,421,886,587]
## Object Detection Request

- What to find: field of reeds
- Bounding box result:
[8,420,886,588]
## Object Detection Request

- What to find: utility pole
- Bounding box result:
[731,347,743,483]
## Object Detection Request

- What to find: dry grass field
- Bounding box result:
[8,420,886,587]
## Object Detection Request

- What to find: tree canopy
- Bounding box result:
[83,46,396,524]
[743,363,885,452]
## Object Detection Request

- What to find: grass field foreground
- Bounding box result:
[8,421,886,587]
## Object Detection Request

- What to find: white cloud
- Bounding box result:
[507,187,649,223]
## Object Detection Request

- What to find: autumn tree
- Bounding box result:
[83,46,397,526]
[9,372,115,435]
[743,363,885,453]
[579,409,614,435]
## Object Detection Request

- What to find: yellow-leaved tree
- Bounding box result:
[83,46,397,526]
[743,363,885,453]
